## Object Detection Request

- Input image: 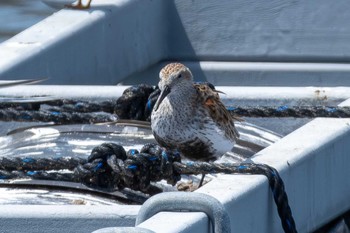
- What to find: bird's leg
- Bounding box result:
[66,0,92,9]
[198,174,206,188]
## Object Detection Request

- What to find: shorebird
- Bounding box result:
[66,0,92,9]
[151,63,240,162]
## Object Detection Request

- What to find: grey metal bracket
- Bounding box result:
[136,192,231,233]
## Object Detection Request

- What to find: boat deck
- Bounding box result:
[0,1,350,232]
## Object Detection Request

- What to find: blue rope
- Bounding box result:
[227,105,350,118]
[0,143,297,233]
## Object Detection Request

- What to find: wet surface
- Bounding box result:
[0,122,156,158]
[0,118,284,205]
[0,121,156,205]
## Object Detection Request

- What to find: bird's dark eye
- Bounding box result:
[177,74,182,78]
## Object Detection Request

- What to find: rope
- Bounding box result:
[46,100,116,113]
[115,84,155,121]
[0,143,297,233]
[0,156,85,171]
[0,102,40,111]
[227,106,350,118]
[0,84,298,231]
[176,162,296,233]
[0,105,348,124]
[0,108,117,124]
[0,84,348,123]
[0,143,182,193]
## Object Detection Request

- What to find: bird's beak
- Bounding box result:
[153,85,171,111]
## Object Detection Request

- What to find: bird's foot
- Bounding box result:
[177,174,209,191]
[65,0,92,10]
[177,180,196,192]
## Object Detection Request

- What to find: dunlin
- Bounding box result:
[151,63,240,162]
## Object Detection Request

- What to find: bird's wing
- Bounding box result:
[193,83,240,140]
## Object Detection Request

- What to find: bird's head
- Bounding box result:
[153,63,193,111]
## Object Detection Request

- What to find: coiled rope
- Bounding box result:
[0,143,296,233]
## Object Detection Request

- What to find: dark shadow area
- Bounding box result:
[313,209,350,233]
[120,0,207,85]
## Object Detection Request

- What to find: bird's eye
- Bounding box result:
[177,74,182,78]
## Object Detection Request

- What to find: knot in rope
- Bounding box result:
[74,143,182,192]
[115,84,155,121]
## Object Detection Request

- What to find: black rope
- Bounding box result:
[0,84,299,231]
[227,106,350,118]
[0,144,182,195]
[0,156,85,171]
[0,99,116,112]
[1,105,349,124]
[46,100,116,113]
[0,143,297,233]
[0,83,349,123]
[115,84,155,121]
[0,102,41,111]
[0,108,117,124]
[176,162,297,233]
[0,85,155,123]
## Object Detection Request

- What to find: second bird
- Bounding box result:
[151,63,240,162]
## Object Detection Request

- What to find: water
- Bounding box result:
[0,0,56,43]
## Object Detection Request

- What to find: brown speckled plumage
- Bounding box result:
[151,63,239,161]
[194,83,240,141]
[160,63,185,77]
